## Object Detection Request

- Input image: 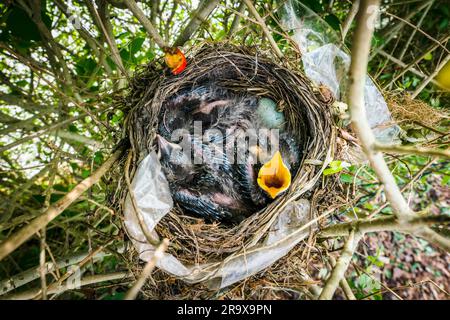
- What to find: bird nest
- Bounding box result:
[114,43,336,293]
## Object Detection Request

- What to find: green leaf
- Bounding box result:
[15,80,28,87]
[340,173,353,183]
[129,37,145,56]
[323,160,350,176]
[324,14,340,31]
[423,52,433,61]
[367,255,384,268]
[53,184,69,192]
[81,169,91,178]
[93,151,104,165]
[68,124,79,133]
[438,18,449,31]
[119,48,131,63]
[75,57,97,77]
[6,6,41,41]
[297,0,324,13]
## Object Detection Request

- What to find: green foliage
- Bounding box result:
[323,160,350,176]
[0,0,448,300]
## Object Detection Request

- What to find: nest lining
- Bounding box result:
[121,43,335,267]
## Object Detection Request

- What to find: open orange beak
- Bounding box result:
[164,47,187,75]
[257,151,291,199]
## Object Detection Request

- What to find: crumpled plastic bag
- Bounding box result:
[124,152,314,289]
[282,1,400,143]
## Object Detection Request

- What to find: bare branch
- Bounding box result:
[397,0,434,61]
[319,230,362,300]
[243,0,283,59]
[85,0,128,80]
[122,0,167,49]
[384,34,450,90]
[174,0,221,47]
[347,0,413,220]
[228,1,245,37]
[319,215,450,238]
[416,227,450,252]
[411,53,450,99]
[124,238,169,300]
[370,0,435,60]
[341,0,360,41]
[0,115,84,154]
[4,272,131,300]
[373,143,450,159]
[0,149,123,261]
[0,249,116,296]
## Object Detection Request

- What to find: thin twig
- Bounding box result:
[397,0,434,61]
[122,0,168,49]
[0,149,123,261]
[174,0,221,47]
[4,272,131,300]
[341,0,360,41]
[411,53,450,99]
[328,255,356,300]
[228,1,245,37]
[319,214,450,238]
[373,143,450,159]
[367,159,435,219]
[0,247,122,296]
[243,0,283,59]
[319,230,362,299]
[124,238,169,300]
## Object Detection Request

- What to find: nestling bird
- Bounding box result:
[157,85,301,224]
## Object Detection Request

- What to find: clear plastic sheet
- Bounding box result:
[282,1,400,143]
[124,152,313,289]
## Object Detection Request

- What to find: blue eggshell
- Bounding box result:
[256,97,285,129]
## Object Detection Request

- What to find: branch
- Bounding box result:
[319,230,362,300]
[415,227,450,252]
[85,0,128,81]
[124,238,169,300]
[377,49,441,87]
[0,149,123,261]
[54,0,113,76]
[373,143,450,159]
[341,0,360,41]
[0,249,115,296]
[0,42,53,76]
[411,53,450,99]
[367,158,435,219]
[319,215,450,238]
[397,0,434,61]
[228,1,245,37]
[174,0,221,47]
[4,272,131,300]
[347,0,413,220]
[122,0,167,49]
[0,115,84,154]
[328,255,356,300]
[369,0,435,60]
[243,0,283,59]
[56,130,103,148]
[384,34,450,90]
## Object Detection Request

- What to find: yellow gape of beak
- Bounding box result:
[257,151,291,199]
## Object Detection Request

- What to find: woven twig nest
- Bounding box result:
[118,43,336,291]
